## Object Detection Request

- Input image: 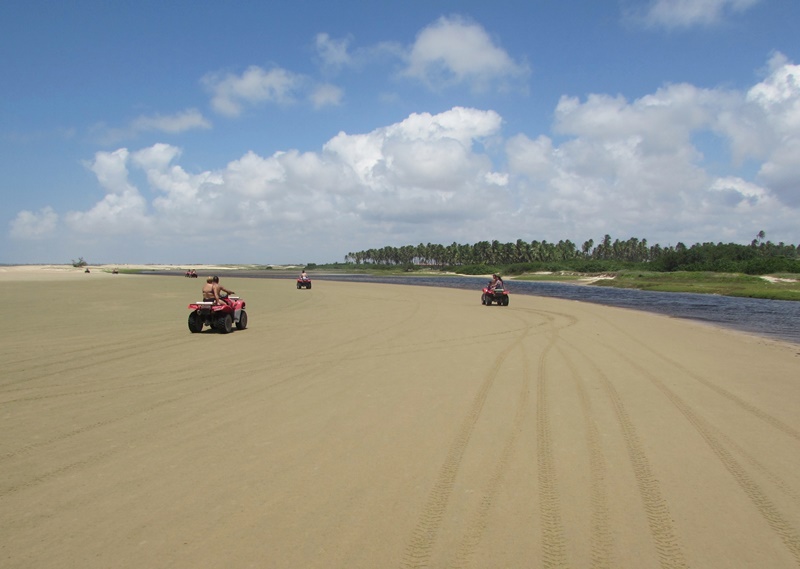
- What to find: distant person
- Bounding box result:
[300,270,309,280]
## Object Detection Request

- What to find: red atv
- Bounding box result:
[296,277,312,289]
[187,295,248,333]
[481,284,509,306]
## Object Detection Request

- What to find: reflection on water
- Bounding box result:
[309,274,800,345]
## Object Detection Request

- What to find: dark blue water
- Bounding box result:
[155,271,800,344]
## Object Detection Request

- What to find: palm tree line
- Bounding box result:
[343,232,800,272]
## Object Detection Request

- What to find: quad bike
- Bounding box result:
[297,277,312,289]
[187,295,248,333]
[481,284,509,306]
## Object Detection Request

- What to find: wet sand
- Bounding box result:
[2,267,800,568]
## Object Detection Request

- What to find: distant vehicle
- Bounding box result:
[187,295,248,333]
[481,284,509,306]
[297,276,312,289]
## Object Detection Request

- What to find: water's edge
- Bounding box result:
[156,271,800,345]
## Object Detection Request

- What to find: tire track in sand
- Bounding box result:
[556,344,616,568]
[535,320,570,569]
[608,346,800,566]
[400,319,531,569]
[558,337,688,569]
[444,308,578,569]
[589,312,800,445]
[445,314,538,569]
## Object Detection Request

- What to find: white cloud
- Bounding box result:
[632,0,763,29]
[131,109,211,134]
[310,83,344,109]
[10,207,58,239]
[315,33,353,69]
[503,59,799,243]
[716,52,800,205]
[8,53,800,260]
[66,148,151,235]
[90,109,212,145]
[402,16,529,92]
[85,148,138,195]
[203,65,303,116]
[23,107,505,252]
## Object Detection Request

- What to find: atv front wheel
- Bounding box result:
[188,311,204,333]
[236,310,248,330]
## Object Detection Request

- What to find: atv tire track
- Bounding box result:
[536,327,570,569]
[558,336,688,569]
[557,345,616,569]
[401,321,531,569]
[588,312,800,445]
[609,346,800,566]
[446,341,534,569]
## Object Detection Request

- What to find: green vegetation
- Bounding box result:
[71,257,88,268]
[343,232,799,274]
[325,231,800,300]
[593,271,800,301]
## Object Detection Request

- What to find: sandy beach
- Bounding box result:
[2,266,800,568]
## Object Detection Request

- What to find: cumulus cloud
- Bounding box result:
[10,207,58,239]
[401,16,529,92]
[17,107,505,253]
[504,54,800,242]
[631,0,763,29]
[9,54,800,259]
[66,148,151,235]
[203,65,304,116]
[202,64,345,116]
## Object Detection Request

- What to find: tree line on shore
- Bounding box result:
[341,232,800,275]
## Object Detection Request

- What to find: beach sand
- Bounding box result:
[2,266,800,568]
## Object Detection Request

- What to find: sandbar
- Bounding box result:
[2,267,799,568]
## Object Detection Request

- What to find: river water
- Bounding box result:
[160,271,800,345]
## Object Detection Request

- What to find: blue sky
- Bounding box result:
[2,0,799,264]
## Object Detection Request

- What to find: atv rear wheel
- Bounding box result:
[188,311,204,333]
[502,296,509,306]
[215,314,233,333]
[236,310,248,330]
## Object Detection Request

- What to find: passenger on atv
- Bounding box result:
[202,277,221,304]
[212,276,235,306]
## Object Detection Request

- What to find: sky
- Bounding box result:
[2,0,799,265]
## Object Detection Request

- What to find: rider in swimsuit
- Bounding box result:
[202,277,220,304]
[212,276,234,306]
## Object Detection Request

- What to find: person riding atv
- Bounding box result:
[482,274,509,306]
